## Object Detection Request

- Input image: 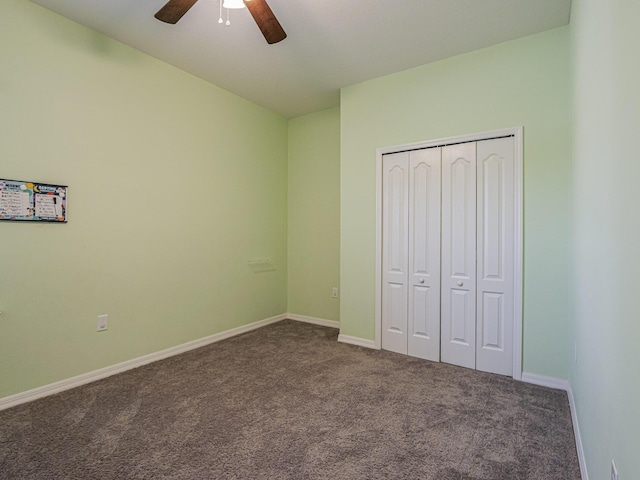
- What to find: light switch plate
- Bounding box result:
[97,314,108,332]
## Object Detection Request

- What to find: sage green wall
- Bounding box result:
[570,0,640,477]
[0,0,287,398]
[340,27,571,379]
[287,108,340,321]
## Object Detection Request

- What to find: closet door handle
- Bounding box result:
[419,278,425,284]
[457,281,464,286]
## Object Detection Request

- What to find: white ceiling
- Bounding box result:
[29,0,571,118]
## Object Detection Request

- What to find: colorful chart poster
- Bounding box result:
[0,180,67,222]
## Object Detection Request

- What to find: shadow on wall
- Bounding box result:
[29,3,144,66]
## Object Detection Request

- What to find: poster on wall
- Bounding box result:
[0,179,67,222]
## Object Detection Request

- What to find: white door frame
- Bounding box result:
[375,127,524,380]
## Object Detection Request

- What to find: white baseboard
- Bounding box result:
[521,372,570,391]
[521,373,588,479]
[567,385,589,480]
[337,334,378,349]
[286,313,339,329]
[0,313,287,411]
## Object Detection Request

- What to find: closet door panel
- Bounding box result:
[476,137,515,375]
[407,148,441,361]
[441,143,477,369]
[382,152,410,354]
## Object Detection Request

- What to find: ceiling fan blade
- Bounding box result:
[155,0,199,24]
[244,0,287,44]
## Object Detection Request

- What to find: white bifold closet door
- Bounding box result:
[381,151,410,355]
[382,149,441,360]
[381,137,515,376]
[441,142,477,369]
[475,137,515,376]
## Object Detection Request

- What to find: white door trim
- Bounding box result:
[375,127,523,380]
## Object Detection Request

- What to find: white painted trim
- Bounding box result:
[376,127,523,156]
[375,127,524,379]
[286,313,340,329]
[338,334,379,350]
[0,314,287,411]
[512,127,524,380]
[567,386,589,480]
[375,146,383,350]
[521,372,570,391]
[521,374,588,479]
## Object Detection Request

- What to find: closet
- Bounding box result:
[381,136,515,376]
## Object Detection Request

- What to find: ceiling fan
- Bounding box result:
[154,0,287,44]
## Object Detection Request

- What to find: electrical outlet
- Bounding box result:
[97,314,108,332]
[611,460,619,480]
[332,287,338,298]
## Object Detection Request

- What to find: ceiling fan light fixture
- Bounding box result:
[223,0,245,9]
[155,0,286,44]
